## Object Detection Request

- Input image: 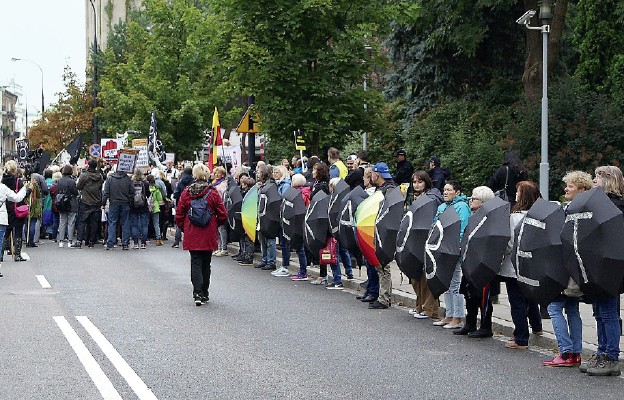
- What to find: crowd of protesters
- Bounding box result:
[0,146,621,377]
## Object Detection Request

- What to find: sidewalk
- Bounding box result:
[228,243,624,358]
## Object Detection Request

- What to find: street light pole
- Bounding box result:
[89,0,99,145]
[516,0,552,200]
[363,45,372,151]
[11,57,44,115]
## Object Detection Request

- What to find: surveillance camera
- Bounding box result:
[516,10,536,25]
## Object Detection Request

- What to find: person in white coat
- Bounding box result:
[0,173,32,275]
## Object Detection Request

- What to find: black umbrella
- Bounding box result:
[225,185,244,242]
[561,187,624,298]
[374,189,405,267]
[511,198,568,304]
[258,183,281,239]
[329,179,350,238]
[281,188,306,250]
[338,186,369,255]
[460,197,511,290]
[304,191,331,255]
[424,206,461,298]
[395,195,438,280]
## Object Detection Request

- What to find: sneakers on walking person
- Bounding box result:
[272,267,290,277]
[587,357,620,376]
[413,312,430,319]
[134,243,140,250]
[310,277,328,285]
[59,241,64,248]
[238,259,254,266]
[290,273,309,281]
[194,293,202,306]
[261,263,276,271]
[172,243,180,248]
[326,283,344,290]
[140,243,146,249]
[70,241,82,249]
[213,250,224,257]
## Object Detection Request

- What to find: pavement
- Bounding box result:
[229,242,624,358]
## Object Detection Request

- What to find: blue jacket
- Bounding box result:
[435,194,471,240]
[276,177,291,198]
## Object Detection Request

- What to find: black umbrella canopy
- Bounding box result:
[561,187,624,298]
[512,198,568,303]
[338,186,369,255]
[460,197,510,289]
[281,188,306,250]
[226,185,244,241]
[396,195,437,280]
[258,182,282,239]
[425,206,461,298]
[304,191,331,255]
[375,189,406,267]
[329,179,350,238]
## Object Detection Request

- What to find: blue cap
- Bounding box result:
[372,162,392,179]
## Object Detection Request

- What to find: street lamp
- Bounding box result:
[363,44,373,151]
[89,0,99,145]
[11,57,44,115]
[516,0,553,200]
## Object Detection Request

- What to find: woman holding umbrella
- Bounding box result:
[405,170,443,319]
[271,165,292,277]
[310,163,331,285]
[289,174,311,281]
[432,180,470,329]
[501,181,542,349]
[583,166,624,376]
[543,171,592,367]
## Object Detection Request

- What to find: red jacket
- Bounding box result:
[175,182,227,251]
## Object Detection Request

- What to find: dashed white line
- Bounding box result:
[35,275,51,289]
[76,316,159,400]
[53,316,123,400]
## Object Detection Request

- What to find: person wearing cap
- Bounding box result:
[392,149,414,185]
[74,159,104,248]
[327,147,348,179]
[428,156,451,193]
[367,162,397,309]
[345,150,369,190]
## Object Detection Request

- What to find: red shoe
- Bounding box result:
[543,354,578,367]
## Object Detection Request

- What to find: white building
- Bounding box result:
[85,0,142,58]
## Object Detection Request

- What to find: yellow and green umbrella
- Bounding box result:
[241,185,258,242]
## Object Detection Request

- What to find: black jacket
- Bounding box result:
[488,165,527,204]
[58,174,80,213]
[174,172,194,202]
[429,167,451,193]
[393,160,414,185]
[345,164,369,190]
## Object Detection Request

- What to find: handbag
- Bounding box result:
[319,237,338,265]
[14,179,30,218]
[494,166,509,202]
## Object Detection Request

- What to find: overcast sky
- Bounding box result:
[0,1,86,117]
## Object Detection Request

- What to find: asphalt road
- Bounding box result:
[1,241,622,399]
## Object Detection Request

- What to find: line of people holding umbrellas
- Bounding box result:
[222,148,622,378]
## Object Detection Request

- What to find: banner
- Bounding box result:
[132,138,149,168]
[217,145,242,170]
[117,149,139,173]
[101,138,124,161]
[16,139,29,168]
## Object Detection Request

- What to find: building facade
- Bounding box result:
[1,87,20,162]
[85,0,142,59]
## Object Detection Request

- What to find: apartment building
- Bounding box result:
[85,0,142,57]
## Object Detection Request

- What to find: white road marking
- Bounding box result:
[35,275,51,289]
[53,316,123,400]
[76,316,159,400]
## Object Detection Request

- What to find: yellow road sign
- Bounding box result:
[237,106,261,133]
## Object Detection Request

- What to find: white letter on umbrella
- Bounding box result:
[516,217,545,287]
[461,216,488,263]
[425,220,443,279]
[396,211,413,253]
[565,212,593,284]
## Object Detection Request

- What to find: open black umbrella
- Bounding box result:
[281,188,306,250]
[561,187,624,298]
[424,206,461,298]
[375,189,405,266]
[225,185,244,242]
[338,186,369,255]
[329,179,350,238]
[512,198,568,304]
[304,191,330,255]
[258,183,282,239]
[395,196,437,280]
[460,196,510,290]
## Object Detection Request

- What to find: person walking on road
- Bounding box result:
[56,165,79,248]
[175,164,227,306]
[102,167,133,250]
[172,166,194,248]
[74,159,103,248]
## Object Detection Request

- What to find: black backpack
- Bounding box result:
[132,181,146,208]
[54,191,71,212]
[188,189,213,227]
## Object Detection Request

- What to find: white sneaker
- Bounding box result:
[414,312,430,319]
[408,309,419,315]
[59,241,64,248]
[213,250,224,256]
[273,267,290,277]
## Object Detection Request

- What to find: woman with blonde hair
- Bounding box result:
[0,163,32,272]
[212,166,229,256]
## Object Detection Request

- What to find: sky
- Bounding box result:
[0,1,87,118]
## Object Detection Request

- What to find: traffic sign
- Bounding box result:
[294,131,306,151]
[237,106,261,133]
[89,144,102,158]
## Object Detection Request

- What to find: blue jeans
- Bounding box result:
[0,225,7,262]
[24,218,37,244]
[258,232,276,266]
[444,261,465,318]
[130,212,149,244]
[504,278,540,346]
[593,296,621,360]
[107,203,130,248]
[364,260,379,297]
[151,213,161,239]
[338,243,353,277]
[295,244,308,275]
[279,231,290,267]
[48,213,60,239]
[547,296,583,354]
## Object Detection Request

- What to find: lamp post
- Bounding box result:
[363,45,372,151]
[516,0,552,200]
[11,57,44,115]
[89,0,99,145]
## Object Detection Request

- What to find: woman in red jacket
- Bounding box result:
[175,164,227,306]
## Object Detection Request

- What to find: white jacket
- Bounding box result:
[0,183,28,226]
[499,211,527,278]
